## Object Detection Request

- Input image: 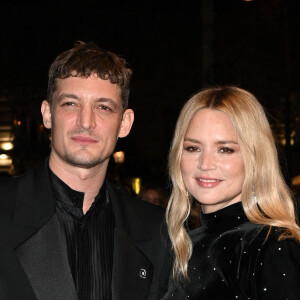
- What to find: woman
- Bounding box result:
[163,86,300,299]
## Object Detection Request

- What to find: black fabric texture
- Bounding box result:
[162,202,300,300]
[50,170,114,300]
[0,158,173,300]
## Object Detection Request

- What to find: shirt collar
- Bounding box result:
[48,167,107,219]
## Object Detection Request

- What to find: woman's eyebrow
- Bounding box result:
[183,138,238,145]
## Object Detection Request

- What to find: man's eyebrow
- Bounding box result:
[56,93,78,102]
[56,94,119,108]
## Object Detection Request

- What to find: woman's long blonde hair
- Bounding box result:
[166,86,300,280]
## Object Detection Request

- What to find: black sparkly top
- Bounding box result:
[162,202,300,300]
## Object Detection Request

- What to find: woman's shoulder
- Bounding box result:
[252,228,300,299]
[252,226,300,250]
[259,227,300,261]
[236,225,300,299]
[241,224,300,257]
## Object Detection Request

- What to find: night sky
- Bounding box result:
[1,0,300,184]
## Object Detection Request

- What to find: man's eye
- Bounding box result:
[219,147,234,154]
[60,102,78,110]
[62,102,75,106]
[98,104,112,111]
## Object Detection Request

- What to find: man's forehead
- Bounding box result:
[54,75,121,94]
[51,76,122,108]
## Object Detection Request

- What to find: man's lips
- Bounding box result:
[195,177,223,188]
[71,135,97,145]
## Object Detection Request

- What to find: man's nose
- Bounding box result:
[77,105,96,129]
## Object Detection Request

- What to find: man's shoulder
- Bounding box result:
[106,180,166,234]
[0,160,49,214]
[0,175,19,189]
[0,166,39,194]
[107,181,165,213]
[0,176,19,211]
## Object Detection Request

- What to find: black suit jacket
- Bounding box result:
[0,159,172,300]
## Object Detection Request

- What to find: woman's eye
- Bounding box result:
[219,147,234,154]
[184,146,200,152]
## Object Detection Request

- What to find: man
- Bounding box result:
[0,41,171,300]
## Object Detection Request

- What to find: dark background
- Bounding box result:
[1,0,300,193]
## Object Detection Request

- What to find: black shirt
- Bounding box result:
[50,169,114,300]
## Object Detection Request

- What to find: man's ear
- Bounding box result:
[41,100,52,129]
[118,109,134,138]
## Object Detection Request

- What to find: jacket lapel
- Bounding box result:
[112,227,154,300]
[15,214,77,300]
[107,182,154,300]
[12,159,77,299]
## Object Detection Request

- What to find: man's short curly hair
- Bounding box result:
[47,41,132,110]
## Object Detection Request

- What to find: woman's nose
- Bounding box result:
[198,150,217,170]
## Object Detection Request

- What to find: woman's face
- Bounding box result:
[180,109,245,213]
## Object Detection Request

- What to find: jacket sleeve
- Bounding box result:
[254,236,300,300]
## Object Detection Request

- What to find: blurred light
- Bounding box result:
[113,151,125,164]
[0,131,14,142]
[14,119,21,126]
[0,154,12,166]
[292,175,300,186]
[131,177,141,195]
[0,142,14,151]
[280,130,295,146]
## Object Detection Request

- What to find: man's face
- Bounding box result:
[42,74,134,169]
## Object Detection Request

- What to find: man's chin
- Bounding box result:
[64,154,105,169]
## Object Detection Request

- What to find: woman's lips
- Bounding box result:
[71,136,97,145]
[195,177,222,188]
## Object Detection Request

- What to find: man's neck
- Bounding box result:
[48,152,108,214]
